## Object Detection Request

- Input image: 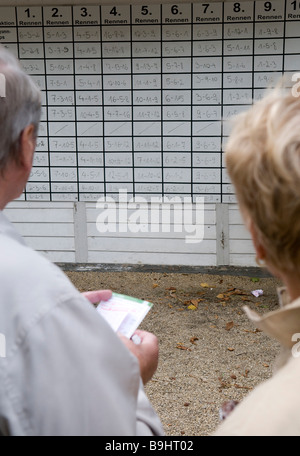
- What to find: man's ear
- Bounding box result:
[19,124,36,171]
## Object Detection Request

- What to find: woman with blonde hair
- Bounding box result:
[215,85,300,436]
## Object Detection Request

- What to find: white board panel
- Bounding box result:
[229,224,251,240]
[39,251,76,263]
[85,206,216,225]
[0,1,295,205]
[229,239,256,254]
[87,222,216,239]
[1,199,263,267]
[10,223,74,237]
[230,253,256,267]
[4,208,74,223]
[25,237,75,251]
[88,236,216,253]
[88,251,217,266]
[229,208,245,225]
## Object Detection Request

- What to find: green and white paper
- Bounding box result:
[97,293,153,338]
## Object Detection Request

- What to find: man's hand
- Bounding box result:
[118,330,159,385]
[82,291,159,384]
[82,290,112,304]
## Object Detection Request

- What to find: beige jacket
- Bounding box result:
[215,288,300,436]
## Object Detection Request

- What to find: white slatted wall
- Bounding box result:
[4,201,256,267]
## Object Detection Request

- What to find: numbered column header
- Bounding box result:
[1,2,298,27]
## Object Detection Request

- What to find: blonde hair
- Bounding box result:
[226,87,300,275]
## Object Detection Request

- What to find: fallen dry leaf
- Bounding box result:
[190,337,199,345]
[217,294,230,301]
[225,321,234,331]
[234,384,253,390]
[227,347,235,352]
[176,343,191,351]
[243,328,262,334]
[227,288,248,296]
[152,283,159,289]
[188,305,197,311]
[218,377,253,392]
[200,283,210,288]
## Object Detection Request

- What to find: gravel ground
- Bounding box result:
[64,268,282,436]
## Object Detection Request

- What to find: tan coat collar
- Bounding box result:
[244,288,300,349]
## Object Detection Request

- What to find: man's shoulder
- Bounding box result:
[0,231,69,287]
[0,232,80,338]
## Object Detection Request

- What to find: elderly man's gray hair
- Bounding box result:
[0,46,41,172]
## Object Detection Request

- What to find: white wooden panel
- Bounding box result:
[4,208,74,223]
[230,254,256,267]
[88,251,216,266]
[7,202,73,209]
[230,239,256,255]
[88,237,215,254]
[229,208,244,225]
[86,207,216,225]
[87,223,216,239]
[39,251,76,263]
[11,223,74,237]
[4,203,76,263]
[228,205,256,264]
[1,200,262,267]
[85,201,216,265]
[25,237,75,251]
[229,224,251,240]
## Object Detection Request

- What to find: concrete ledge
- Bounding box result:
[57,263,273,278]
